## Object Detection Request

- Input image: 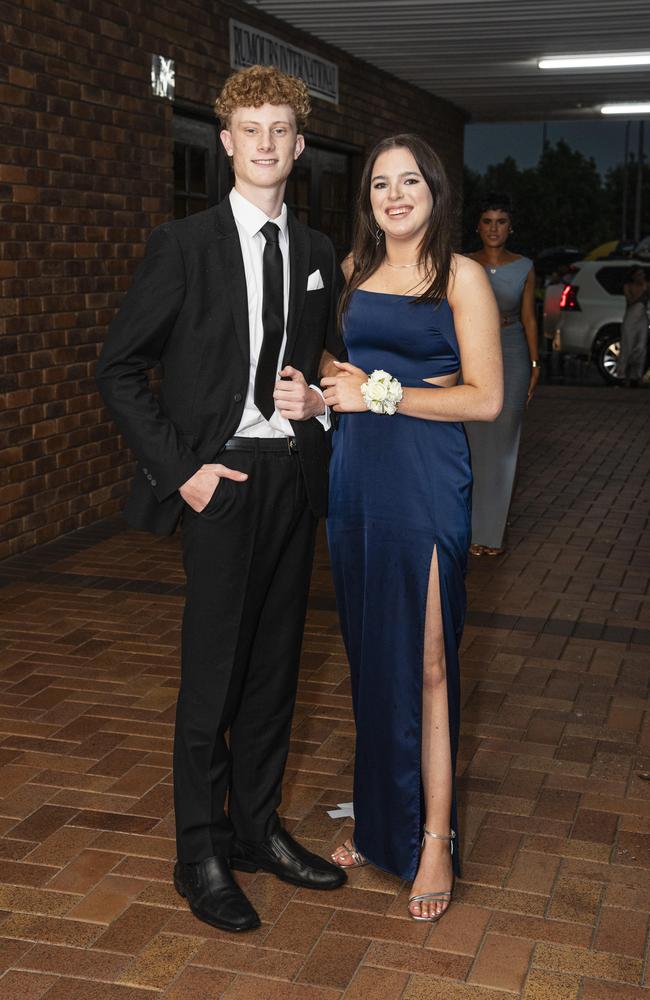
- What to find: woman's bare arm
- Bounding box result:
[393,255,503,421]
[322,255,503,422]
[520,266,540,404]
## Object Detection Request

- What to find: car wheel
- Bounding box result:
[593,329,624,385]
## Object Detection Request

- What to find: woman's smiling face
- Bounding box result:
[477,209,512,249]
[369,146,433,244]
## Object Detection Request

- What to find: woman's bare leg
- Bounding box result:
[408,547,454,919]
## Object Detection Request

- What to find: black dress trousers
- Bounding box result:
[174,442,317,863]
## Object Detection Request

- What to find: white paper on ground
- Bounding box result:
[327,801,355,819]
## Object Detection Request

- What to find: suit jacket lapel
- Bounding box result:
[211,198,250,365]
[283,212,310,365]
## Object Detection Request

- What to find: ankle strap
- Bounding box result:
[423,828,456,854]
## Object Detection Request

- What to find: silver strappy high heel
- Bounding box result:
[330,837,369,869]
[408,828,456,923]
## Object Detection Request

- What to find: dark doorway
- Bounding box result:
[285,145,356,258]
[173,115,227,218]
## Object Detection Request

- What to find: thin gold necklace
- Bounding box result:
[384,259,421,269]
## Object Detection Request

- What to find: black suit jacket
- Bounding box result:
[96,197,344,534]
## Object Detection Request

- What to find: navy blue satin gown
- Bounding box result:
[327,290,470,880]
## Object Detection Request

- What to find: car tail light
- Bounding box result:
[560,284,580,310]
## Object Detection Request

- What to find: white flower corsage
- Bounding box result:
[360,369,403,415]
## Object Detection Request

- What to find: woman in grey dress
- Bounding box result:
[465,194,539,555]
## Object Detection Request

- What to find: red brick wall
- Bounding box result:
[0,0,465,558]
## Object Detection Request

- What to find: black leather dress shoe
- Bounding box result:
[230,827,347,890]
[173,856,260,932]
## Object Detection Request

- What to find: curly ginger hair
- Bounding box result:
[215,65,311,132]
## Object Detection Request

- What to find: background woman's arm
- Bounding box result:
[520,266,540,404]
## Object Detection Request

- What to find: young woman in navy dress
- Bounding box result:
[321,135,502,922]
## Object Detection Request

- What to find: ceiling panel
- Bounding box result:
[243,0,650,120]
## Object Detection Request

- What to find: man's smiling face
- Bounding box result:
[220,103,305,195]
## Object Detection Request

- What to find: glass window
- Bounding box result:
[285,145,357,259]
[596,267,629,296]
[173,115,224,218]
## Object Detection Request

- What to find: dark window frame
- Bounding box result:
[172,103,229,217]
[285,136,361,259]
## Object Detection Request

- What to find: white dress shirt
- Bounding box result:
[229,188,328,438]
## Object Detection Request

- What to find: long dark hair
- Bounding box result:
[339,134,454,324]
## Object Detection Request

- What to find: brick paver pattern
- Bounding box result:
[0,385,648,1000]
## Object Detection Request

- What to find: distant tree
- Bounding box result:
[535,140,605,251]
[603,157,650,243]
[485,159,542,258]
[461,165,483,251]
[462,140,620,258]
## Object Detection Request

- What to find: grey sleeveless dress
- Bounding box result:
[464,256,533,549]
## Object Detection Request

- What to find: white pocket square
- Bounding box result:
[307,269,325,291]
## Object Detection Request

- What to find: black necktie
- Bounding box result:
[254,221,284,420]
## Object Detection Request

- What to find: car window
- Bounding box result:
[595,267,628,295]
[595,265,650,295]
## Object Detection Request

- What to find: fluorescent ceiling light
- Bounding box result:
[601,103,650,115]
[539,52,650,70]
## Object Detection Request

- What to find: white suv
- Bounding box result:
[544,259,650,383]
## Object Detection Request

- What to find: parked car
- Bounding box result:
[583,239,638,261]
[544,259,650,383]
[534,246,582,281]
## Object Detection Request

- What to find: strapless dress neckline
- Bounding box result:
[354,288,416,299]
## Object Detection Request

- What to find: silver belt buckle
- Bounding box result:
[287,436,297,453]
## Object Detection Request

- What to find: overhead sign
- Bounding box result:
[229,19,339,105]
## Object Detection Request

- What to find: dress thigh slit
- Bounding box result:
[432,542,463,877]
[421,545,454,856]
[336,528,463,881]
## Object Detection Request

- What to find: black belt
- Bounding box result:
[221,436,298,454]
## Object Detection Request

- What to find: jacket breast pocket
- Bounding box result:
[303,287,329,324]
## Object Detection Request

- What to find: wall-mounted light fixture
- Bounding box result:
[151,55,175,100]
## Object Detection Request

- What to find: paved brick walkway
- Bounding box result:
[0,385,648,1000]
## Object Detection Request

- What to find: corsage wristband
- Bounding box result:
[360,369,404,415]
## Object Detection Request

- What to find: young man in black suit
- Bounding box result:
[96,65,346,933]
